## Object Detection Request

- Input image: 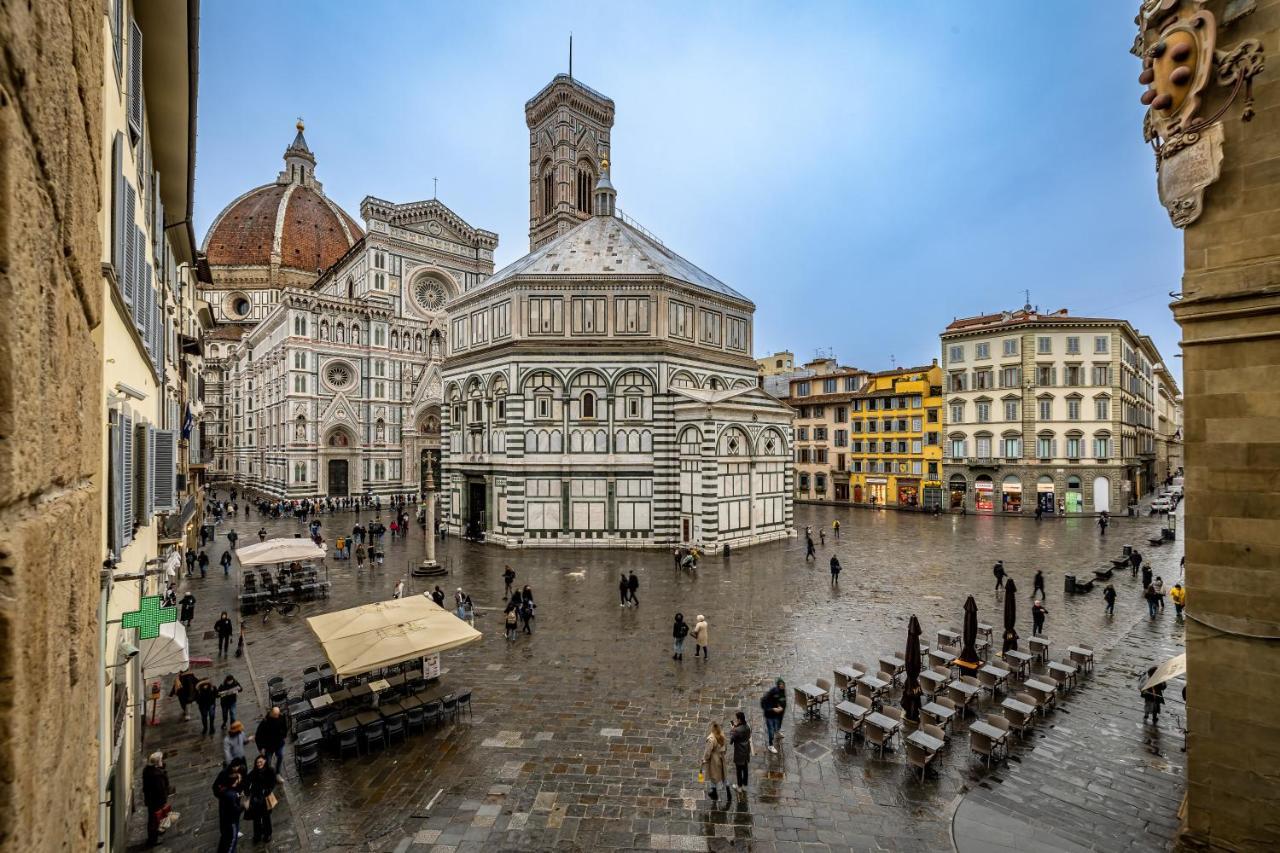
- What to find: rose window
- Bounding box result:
[414,278,448,311]
[324,361,356,390]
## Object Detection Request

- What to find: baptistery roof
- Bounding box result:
[202,123,362,285]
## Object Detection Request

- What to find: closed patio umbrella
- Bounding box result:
[902,615,924,723]
[1142,652,1186,691]
[958,596,981,669]
[1003,578,1019,653]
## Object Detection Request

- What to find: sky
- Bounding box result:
[195,1,1183,380]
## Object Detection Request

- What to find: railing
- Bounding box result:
[614,208,665,246]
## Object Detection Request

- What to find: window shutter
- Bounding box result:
[127,19,143,141]
[1051,439,1058,459]
[121,184,136,306]
[132,225,147,337]
[141,425,155,521]
[155,287,165,371]
[152,171,162,260]
[111,0,123,77]
[120,410,134,547]
[108,414,123,554]
[111,134,125,277]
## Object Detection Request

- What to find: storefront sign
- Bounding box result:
[866,478,888,484]
[422,653,441,680]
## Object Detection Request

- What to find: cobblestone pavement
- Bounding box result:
[131,500,1184,852]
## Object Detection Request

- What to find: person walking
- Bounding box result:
[503,565,516,598]
[185,549,196,577]
[832,519,840,539]
[618,573,630,608]
[729,711,752,796]
[700,722,732,804]
[195,677,218,734]
[257,527,267,543]
[1142,564,1153,591]
[1144,581,1160,618]
[355,542,367,570]
[1141,666,1166,725]
[454,588,466,620]
[1170,581,1186,620]
[227,529,239,550]
[215,768,244,853]
[217,674,242,730]
[214,611,234,657]
[393,579,404,599]
[672,613,689,660]
[1154,576,1166,611]
[627,571,640,607]
[219,550,233,578]
[829,555,842,586]
[805,535,816,561]
[245,754,277,844]
[1032,570,1045,601]
[254,706,288,777]
[1031,599,1047,636]
[520,586,535,634]
[1129,548,1143,578]
[993,560,1006,591]
[505,605,518,641]
[760,678,787,753]
[142,752,171,847]
[172,669,198,721]
[464,593,475,625]
[179,591,196,628]
[334,535,346,559]
[197,550,209,578]
[819,528,826,546]
[223,720,252,766]
[431,586,445,608]
[1098,512,1108,536]
[1103,583,1117,617]
[692,614,709,660]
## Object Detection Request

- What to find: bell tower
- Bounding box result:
[525,74,615,251]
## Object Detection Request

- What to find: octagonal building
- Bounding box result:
[441,76,795,550]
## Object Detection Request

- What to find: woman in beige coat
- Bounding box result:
[701,721,731,803]
[692,614,709,660]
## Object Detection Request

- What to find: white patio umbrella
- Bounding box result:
[1142,652,1186,691]
[138,621,190,679]
[235,538,326,566]
[307,594,481,678]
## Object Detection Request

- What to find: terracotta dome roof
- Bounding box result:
[202,123,362,282]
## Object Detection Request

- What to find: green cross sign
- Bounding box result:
[122,595,177,640]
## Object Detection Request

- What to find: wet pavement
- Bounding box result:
[130,500,1185,852]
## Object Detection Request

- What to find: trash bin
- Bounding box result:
[1064,574,1076,594]
[1123,544,1132,557]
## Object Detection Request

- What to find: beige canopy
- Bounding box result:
[306,594,481,678]
[236,538,326,566]
[1142,652,1186,691]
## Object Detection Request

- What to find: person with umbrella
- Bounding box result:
[1002,578,1019,653]
[901,615,924,725]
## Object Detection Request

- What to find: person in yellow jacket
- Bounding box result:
[1170,582,1186,620]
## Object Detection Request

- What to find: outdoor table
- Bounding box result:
[1001,697,1035,719]
[348,683,373,702]
[327,687,352,705]
[878,655,906,682]
[398,693,423,710]
[303,673,323,692]
[947,679,980,713]
[1002,649,1033,679]
[857,673,890,702]
[1067,646,1095,672]
[387,672,408,688]
[295,727,325,749]
[921,701,956,733]
[368,678,392,693]
[1024,679,1058,712]
[1047,661,1078,688]
[835,700,869,720]
[979,665,1010,695]
[796,683,829,720]
[920,669,949,696]
[379,700,406,718]
[308,693,334,710]
[977,623,994,642]
[969,720,1009,744]
[834,665,864,697]
[1027,636,1050,662]
[974,637,991,660]
[929,649,956,670]
[936,629,960,647]
[332,716,359,735]
[864,711,901,751]
[906,729,945,753]
[354,710,381,727]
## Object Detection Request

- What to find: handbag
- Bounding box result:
[266,792,278,811]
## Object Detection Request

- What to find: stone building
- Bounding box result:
[784,366,871,502]
[440,75,795,550]
[756,349,795,377]
[941,306,1167,515]
[847,364,945,509]
[1153,362,1183,485]
[1131,2,1278,848]
[199,129,496,498]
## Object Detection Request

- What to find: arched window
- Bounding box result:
[542,165,554,216]
[575,163,594,214]
[582,391,595,419]
[346,277,355,299]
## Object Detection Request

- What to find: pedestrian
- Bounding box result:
[700,721,732,804]
[1141,666,1166,725]
[245,754,277,844]
[1144,581,1160,618]
[254,706,288,777]
[760,678,787,753]
[390,519,399,539]
[1170,581,1186,620]
[172,669,198,721]
[805,536,816,561]
[520,585,535,633]
[1142,564,1153,591]
[431,586,445,608]
[142,752,172,846]
[672,612,689,660]
[185,549,196,577]
[393,579,404,599]
[692,614,709,660]
[1130,548,1143,577]
[832,519,840,538]
[993,560,1005,591]
[618,573,629,607]
[215,769,244,853]
[1032,599,1047,636]
[455,588,466,620]
[729,711,752,795]
[464,593,475,625]
[505,605,518,641]
[829,555,842,586]
[1034,503,1043,522]
[1032,570,1045,601]
[1098,513,1108,536]
[214,611,234,656]
[356,543,367,570]
[162,583,177,608]
[335,535,346,559]
[627,571,640,607]
[1103,583,1117,616]
[1154,575,1166,611]
[220,550,233,577]
[819,529,826,546]
[257,527,267,543]
[503,565,516,597]
[217,674,242,729]
[195,676,218,734]
[179,591,196,628]
[223,720,252,767]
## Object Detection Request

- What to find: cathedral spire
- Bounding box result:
[280,118,319,188]
[594,157,616,217]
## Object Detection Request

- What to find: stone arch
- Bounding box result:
[670,369,699,390]
[718,425,752,457]
[678,425,702,456]
[755,426,787,456]
[324,426,356,447]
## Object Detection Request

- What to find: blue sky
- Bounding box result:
[195,1,1183,378]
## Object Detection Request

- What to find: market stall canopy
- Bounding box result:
[1142,652,1186,691]
[139,621,190,678]
[307,594,481,678]
[236,538,326,566]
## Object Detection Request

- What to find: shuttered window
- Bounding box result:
[111,133,126,280]
[152,429,178,512]
[140,424,154,522]
[120,410,134,547]
[127,19,143,142]
[121,184,136,306]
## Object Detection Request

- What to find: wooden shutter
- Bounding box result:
[111,0,123,77]
[111,134,125,278]
[127,19,143,141]
[140,425,155,522]
[108,414,123,554]
[152,429,178,512]
[121,184,136,306]
[120,410,134,547]
[132,225,147,337]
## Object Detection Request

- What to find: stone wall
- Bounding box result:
[1150,1,1280,849]
[0,0,103,850]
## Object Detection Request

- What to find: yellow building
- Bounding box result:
[848,362,944,510]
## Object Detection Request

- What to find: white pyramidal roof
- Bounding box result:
[482,215,749,303]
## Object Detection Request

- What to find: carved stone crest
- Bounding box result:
[1157,121,1224,227]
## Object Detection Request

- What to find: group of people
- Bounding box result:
[671,613,709,660]
[695,678,792,804]
[618,571,641,607]
[503,585,536,640]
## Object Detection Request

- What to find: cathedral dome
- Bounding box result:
[202,122,363,286]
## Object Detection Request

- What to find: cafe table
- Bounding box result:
[308,693,334,710]
[1047,661,1078,689]
[1001,696,1036,722]
[878,655,906,682]
[969,719,1009,745]
[864,711,901,754]
[834,666,864,697]
[354,710,381,727]
[1067,646,1095,672]
[921,701,956,733]
[1027,636,1050,662]
[936,628,960,647]
[332,715,359,736]
[1002,649,1033,679]
[906,728,945,753]
[1023,679,1058,712]
[295,727,325,749]
[979,664,1010,694]
[857,673,890,703]
[368,678,392,693]
[795,683,829,720]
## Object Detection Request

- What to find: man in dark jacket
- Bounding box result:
[194,677,219,734]
[829,556,842,586]
[142,751,171,846]
[255,706,289,779]
[626,571,639,607]
[197,550,209,578]
[729,711,752,795]
[179,591,196,628]
[672,613,689,660]
[431,586,445,608]
[993,560,1005,591]
[220,550,233,577]
[226,529,238,550]
[760,679,787,753]
[214,611,234,656]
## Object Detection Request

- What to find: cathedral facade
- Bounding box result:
[439,75,795,550]
[199,125,495,497]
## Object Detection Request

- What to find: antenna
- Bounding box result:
[433,177,438,200]
[569,32,573,78]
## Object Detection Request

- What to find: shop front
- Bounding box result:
[974,475,995,512]
[949,474,967,509]
[1001,475,1022,513]
[1065,475,1083,513]
[865,477,888,506]
[923,481,943,510]
[896,478,920,508]
[834,482,850,502]
[1036,476,1055,515]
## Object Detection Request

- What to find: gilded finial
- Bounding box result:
[296,116,305,132]
[601,157,609,172]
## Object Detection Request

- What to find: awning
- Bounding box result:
[236,538,326,566]
[307,594,481,678]
[1142,652,1186,691]
[139,621,190,679]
